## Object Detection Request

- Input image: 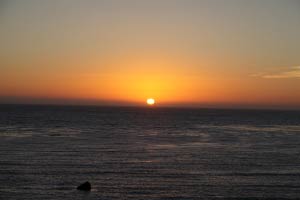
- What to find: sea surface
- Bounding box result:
[0,105,300,200]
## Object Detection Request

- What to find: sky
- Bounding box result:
[1,0,300,109]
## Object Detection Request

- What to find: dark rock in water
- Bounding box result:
[77,181,91,191]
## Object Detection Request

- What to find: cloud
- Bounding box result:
[252,66,300,79]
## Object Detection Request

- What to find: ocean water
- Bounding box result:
[0,105,300,200]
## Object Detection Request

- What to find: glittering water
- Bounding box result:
[0,105,300,200]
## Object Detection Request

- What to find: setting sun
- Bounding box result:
[146,98,155,105]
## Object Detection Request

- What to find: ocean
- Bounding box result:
[0,105,300,200]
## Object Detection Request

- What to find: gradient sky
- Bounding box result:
[1,0,300,108]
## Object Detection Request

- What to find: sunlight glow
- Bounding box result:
[147,98,155,105]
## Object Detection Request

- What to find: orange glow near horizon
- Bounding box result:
[2,54,300,108]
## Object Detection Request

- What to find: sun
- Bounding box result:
[146,98,155,106]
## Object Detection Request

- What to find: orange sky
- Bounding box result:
[1,0,300,108]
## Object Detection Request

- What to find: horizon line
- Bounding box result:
[1,102,299,112]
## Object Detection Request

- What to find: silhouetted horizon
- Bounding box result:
[1,101,299,111]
